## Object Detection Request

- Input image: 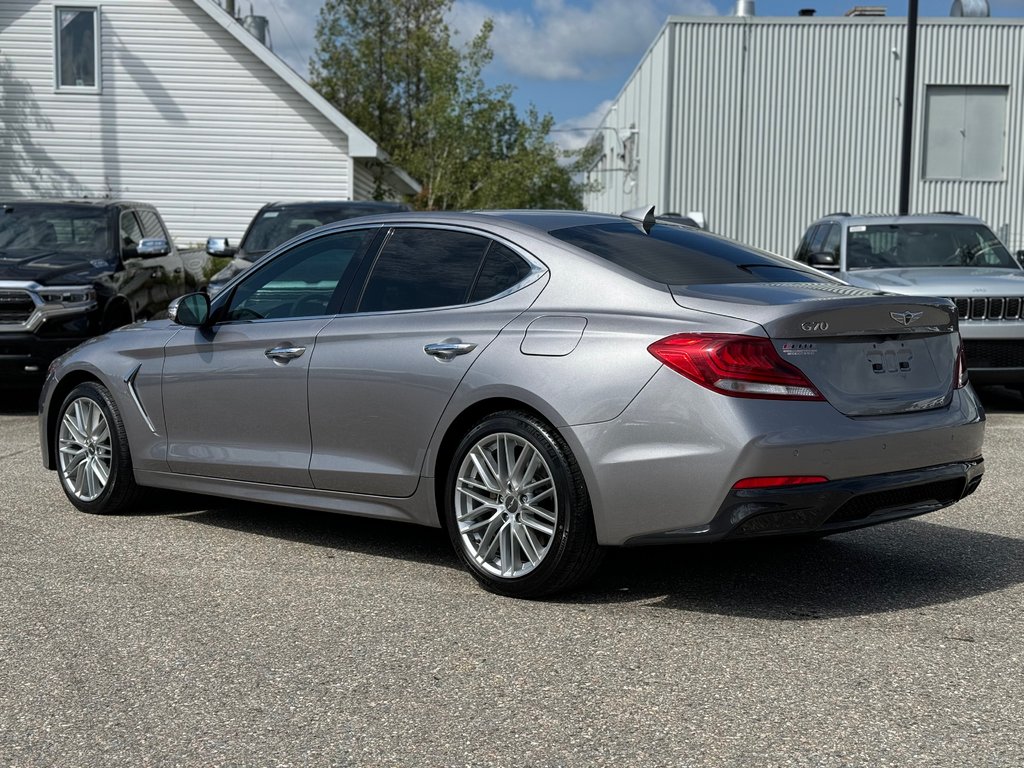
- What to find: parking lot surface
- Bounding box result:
[2,388,1023,767]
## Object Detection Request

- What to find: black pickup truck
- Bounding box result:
[0,199,211,386]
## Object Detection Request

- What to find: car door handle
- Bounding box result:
[265,345,306,362]
[424,341,477,361]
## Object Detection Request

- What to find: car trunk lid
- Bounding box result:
[670,282,960,416]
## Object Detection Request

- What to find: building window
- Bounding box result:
[923,85,1008,181]
[55,7,100,91]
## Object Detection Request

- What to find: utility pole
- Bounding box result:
[898,0,919,215]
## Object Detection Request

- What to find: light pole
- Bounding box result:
[898,0,919,215]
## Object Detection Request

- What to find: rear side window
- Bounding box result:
[358,229,490,312]
[469,243,532,302]
[551,222,828,285]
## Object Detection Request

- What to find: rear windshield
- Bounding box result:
[846,223,1017,269]
[549,222,830,285]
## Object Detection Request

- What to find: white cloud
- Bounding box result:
[450,0,717,81]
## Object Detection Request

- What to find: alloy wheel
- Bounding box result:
[58,397,113,503]
[454,432,559,579]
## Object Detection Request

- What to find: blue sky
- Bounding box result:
[248,0,1024,149]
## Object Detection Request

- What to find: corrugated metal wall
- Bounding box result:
[583,17,1024,257]
[0,0,354,244]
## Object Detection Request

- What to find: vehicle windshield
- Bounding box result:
[240,204,398,255]
[0,204,109,254]
[550,221,831,285]
[845,223,1017,270]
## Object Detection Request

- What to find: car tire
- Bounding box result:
[445,410,604,598]
[55,382,144,515]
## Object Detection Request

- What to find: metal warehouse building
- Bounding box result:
[582,13,1024,257]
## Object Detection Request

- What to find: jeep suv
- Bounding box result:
[0,199,210,385]
[204,200,411,296]
[794,213,1024,384]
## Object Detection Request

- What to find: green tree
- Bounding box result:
[309,0,592,209]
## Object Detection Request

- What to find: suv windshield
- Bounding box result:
[551,222,829,285]
[0,204,108,254]
[240,204,404,255]
[846,223,1016,270]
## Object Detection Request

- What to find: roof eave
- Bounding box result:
[191,0,386,158]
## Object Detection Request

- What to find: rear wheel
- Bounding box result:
[56,382,143,514]
[445,411,603,598]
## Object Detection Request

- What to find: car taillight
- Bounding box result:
[955,338,969,389]
[732,476,829,489]
[648,333,824,400]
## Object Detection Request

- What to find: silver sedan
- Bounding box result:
[39,208,985,597]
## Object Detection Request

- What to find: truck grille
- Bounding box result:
[0,290,35,323]
[953,297,1023,321]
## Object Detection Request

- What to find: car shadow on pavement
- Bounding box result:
[166,498,461,570]
[570,520,1024,618]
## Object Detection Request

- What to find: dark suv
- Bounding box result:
[0,199,210,385]
[204,200,411,296]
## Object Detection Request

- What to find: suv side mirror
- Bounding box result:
[1016,250,1024,265]
[207,237,237,258]
[808,252,839,272]
[168,292,210,327]
[137,237,171,257]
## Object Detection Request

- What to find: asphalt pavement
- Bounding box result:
[2,387,1023,767]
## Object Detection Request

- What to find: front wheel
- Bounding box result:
[445,411,603,598]
[55,382,144,514]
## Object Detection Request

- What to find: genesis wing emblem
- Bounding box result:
[891,310,924,326]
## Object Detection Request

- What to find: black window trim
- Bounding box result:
[347,223,546,316]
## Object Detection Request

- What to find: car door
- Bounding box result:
[161,228,375,486]
[307,227,544,497]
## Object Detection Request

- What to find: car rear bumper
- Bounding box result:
[623,458,984,545]
[563,368,986,546]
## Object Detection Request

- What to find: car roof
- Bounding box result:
[262,200,410,210]
[816,213,988,227]
[0,198,149,210]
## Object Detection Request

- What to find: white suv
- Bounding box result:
[794,213,1024,386]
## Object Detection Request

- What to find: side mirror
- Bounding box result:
[168,292,210,327]
[206,237,237,258]
[137,237,171,257]
[808,252,839,272]
[1016,250,1024,265]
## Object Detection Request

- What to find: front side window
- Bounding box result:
[120,212,144,251]
[846,223,1016,270]
[55,7,100,91]
[225,230,373,321]
[136,210,168,240]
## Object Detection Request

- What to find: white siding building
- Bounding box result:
[583,16,1024,257]
[0,0,419,244]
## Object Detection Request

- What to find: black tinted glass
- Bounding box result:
[0,204,108,252]
[550,222,827,285]
[359,229,489,312]
[469,243,532,302]
[241,203,407,254]
[225,230,372,321]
